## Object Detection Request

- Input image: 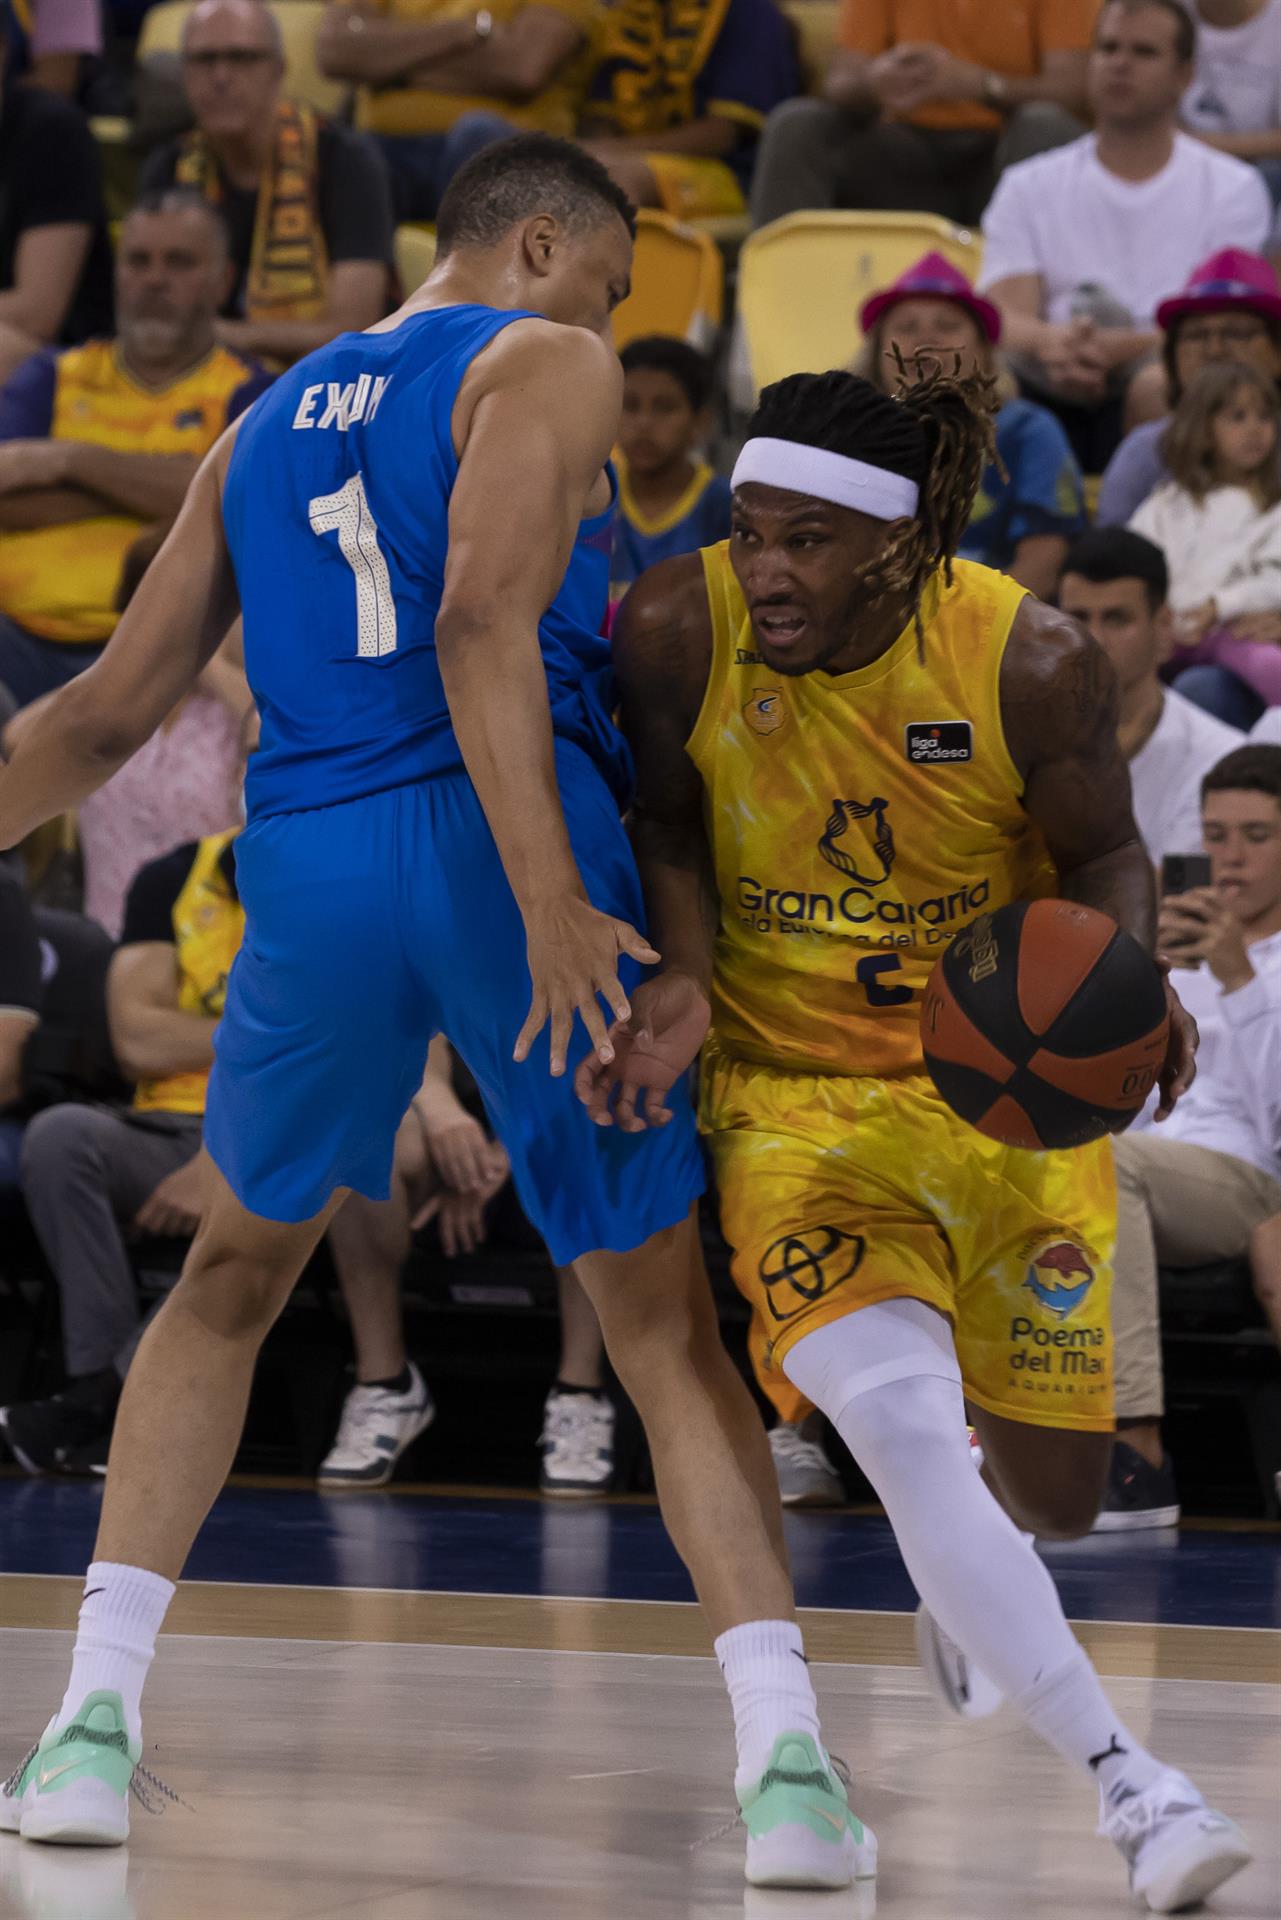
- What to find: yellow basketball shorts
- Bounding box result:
[644,153,746,220]
[700,1045,1117,1434]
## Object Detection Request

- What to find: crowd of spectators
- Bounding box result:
[0,0,1279,1518]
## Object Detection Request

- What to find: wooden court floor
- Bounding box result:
[1,1582,1278,1920]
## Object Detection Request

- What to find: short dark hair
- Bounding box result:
[124,186,230,256]
[435,133,636,257]
[1202,744,1281,805]
[620,335,713,410]
[1097,0,1196,65]
[1059,527,1169,610]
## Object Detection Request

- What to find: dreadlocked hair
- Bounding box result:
[747,356,1000,652]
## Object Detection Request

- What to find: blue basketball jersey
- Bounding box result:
[222,305,630,820]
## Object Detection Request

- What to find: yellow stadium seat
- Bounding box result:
[137,0,347,119]
[613,209,724,352]
[394,222,436,294]
[783,0,838,92]
[736,210,985,395]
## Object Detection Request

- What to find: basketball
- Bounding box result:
[921,899,1169,1150]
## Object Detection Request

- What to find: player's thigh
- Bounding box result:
[412,746,705,1267]
[204,798,433,1226]
[952,1134,1117,1456]
[702,1052,957,1391]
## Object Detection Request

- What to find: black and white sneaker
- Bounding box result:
[539,1387,614,1497]
[1092,1441,1180,1533]
[0,1380,117,1476]
[316,1363,435,1489]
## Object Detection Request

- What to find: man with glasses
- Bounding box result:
[1098,247,1281,523]
[139,0,395,365]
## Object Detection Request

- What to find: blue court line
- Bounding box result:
[1,1478,1278,1629]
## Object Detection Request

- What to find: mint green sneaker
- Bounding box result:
[737,1732,878,1888]
[6,1693,140,1846]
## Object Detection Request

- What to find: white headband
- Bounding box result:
[731,436,919,521]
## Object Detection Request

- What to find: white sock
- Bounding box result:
[714,1618,822,1788]
[785,1306,1167,1803]
[57,1561,175,1742]
[1014,1651,1164,1806]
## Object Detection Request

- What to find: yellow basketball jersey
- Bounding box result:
[134,832,245,1117]
[687,546,1057,1077]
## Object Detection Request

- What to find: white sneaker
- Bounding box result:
[1099,1767,1251,1913]
[768,1422,844,1507]
[539,1388,614,1497]
[316,1363,435,1489]
[914,1605,1004,1719]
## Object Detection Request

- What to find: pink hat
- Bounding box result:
[858,251,1002,345]
[1155,249,1281,332]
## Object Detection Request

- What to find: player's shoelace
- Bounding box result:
[692,1753,854,1848]
[2,1739,189,1817]
[1099,1780,1202,1863]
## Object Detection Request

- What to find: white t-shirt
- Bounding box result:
[1250,706,1281,745]
[1132,930,1281,1182]
[1183,0,1281,136]
[1129,689,1243,866]
[978,133,1272,325]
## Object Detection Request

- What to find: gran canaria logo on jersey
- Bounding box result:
[818,797,895,886]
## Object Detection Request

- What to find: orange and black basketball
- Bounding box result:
[921,899,1169,1151]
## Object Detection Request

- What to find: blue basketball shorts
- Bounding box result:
[202,742,706,1264]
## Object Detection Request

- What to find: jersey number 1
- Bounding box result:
[308,473,398,659]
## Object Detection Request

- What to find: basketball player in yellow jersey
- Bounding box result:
[578,367,1251,1911]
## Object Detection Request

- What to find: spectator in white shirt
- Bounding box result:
[1101,743,1281,1528]
[1182,0,1281,207]
[979,0,1272,468]
[1058,527,1242,867]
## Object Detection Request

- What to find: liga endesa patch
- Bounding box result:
[905,721,973,763]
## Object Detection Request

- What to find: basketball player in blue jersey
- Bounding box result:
[0,137,873,1890]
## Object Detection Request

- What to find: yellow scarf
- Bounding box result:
[176,97,328,321]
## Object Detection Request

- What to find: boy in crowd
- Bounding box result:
[612,336,730,594]
[1058,528,1242,866]
[1103,745,1281,1528]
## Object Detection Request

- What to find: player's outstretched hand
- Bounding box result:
[574,970,711,1132]
[515,897,660,1078]
[1153,966,1198,1121]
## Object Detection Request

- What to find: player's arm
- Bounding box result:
[438,321,656,1078]
[575,555,716,1130]
[1001,596,1196,1114]
[0,428,241,851]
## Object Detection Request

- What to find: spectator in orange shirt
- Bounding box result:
[750,0,1094,230]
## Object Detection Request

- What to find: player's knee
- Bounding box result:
[1000,1476,1102,1541]
[173,1243,295,1342]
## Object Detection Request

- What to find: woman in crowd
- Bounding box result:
[855,254,1085,603]
[1130,361,1281,728]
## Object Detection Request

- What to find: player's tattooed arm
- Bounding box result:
[1003,597,1197,1114]
[613,554,719,993]
[574,557,717,1128]
[1001,596,1156,953]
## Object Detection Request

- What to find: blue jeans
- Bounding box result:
[0,1116,24,1194]
[0,611,103,710]
[1170,663,1265,733]
[376,112,519,222]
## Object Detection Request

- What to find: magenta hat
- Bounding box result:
[858,251,1002,345]
[1155,249,1281,332]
